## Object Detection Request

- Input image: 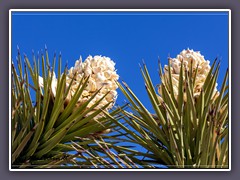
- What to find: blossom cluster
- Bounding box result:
[66,55,119,111]
[158,49,219,101]
[39,55,119,117]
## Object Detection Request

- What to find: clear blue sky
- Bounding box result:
[11,10,229,114]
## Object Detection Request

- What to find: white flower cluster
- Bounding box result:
[66,55,119,111]
[158,49,219,102]
[39,55,119,117]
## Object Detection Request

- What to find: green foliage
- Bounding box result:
[11,48,123,168]
[113,60,228,168]
[11,48,229,169]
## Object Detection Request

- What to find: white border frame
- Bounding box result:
[9,9,231,172]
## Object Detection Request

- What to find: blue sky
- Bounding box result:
[11,10,229,113]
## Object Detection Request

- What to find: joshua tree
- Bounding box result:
[112,49,229,168]
[11,47,127,168]
[11,48,228,169]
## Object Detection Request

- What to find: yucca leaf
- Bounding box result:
[56,76,89,124]
[167,58,178,106]
[218,133,228,168]
[215,69,228,117]
[122,110,166,143]
[34,118,76,158]
[140,64,167,128]
[192,64,199,89]
[203,58,217,90]
[161,84,180,122]
[12,106,35,152]
[177,62,184,115]
[204,62,220,105]
[55,88,109,133]
[121,81,170,143]
[44,69,67,132]
[63,102,113,139]
[12,123,38,163]
[186,80,197,133]
[200,114,213,167]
